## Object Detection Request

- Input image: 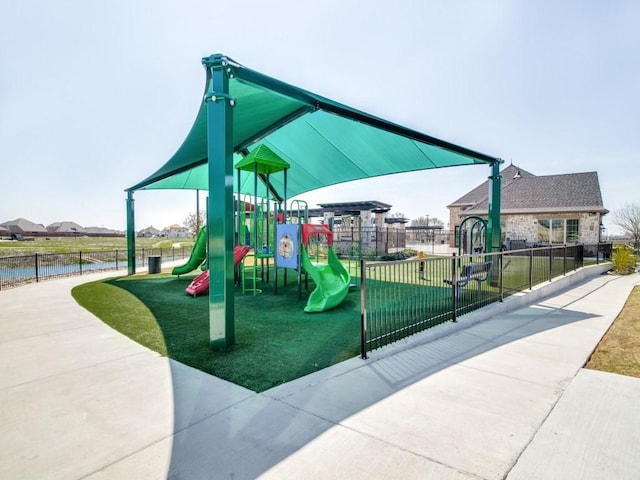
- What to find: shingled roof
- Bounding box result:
[46,221,86,234]
[449,165,607,215]
[0,218,47,233]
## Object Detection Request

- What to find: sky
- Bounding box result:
[1,1,638,235]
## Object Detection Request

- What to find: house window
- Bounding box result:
[566,219,579,243]
[538,218,579,244]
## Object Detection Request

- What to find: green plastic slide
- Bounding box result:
[172,226,207,276]
[301,244,351,313]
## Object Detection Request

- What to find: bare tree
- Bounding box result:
[183,211,205,239]
[411,216,444,227]
[611,203,640,249]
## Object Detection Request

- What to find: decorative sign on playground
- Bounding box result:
[276,224,299,269]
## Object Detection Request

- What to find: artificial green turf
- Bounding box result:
[72,257,573,393]
[72,274,361,392]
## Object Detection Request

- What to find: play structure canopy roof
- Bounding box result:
[128,54,500,198]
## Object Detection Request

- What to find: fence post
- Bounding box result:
[35,253,39,282]
[528,248,533,290]
[360,258,367,359]
[499,253,504,302]
[548,247,553,282]
[115,249,119,270]
[563,244,567,275]
[79,251,83,275]
[451,253,457,322]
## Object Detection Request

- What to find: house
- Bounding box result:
[138,226,161,238]
[85,226,123,237]
[161,224,189,238]
[0,218,48,236]
[46,221,86,236]
[447,164,607,249]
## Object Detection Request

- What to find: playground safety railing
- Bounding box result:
[0,246,193,291]
[360,243,610,358]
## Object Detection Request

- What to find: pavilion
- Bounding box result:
[126,54,502,349]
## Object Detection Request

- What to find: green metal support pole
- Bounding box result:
[486,162,502,253]
[203,54,235,350]
[126,190,136,275]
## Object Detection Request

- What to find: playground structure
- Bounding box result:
[125,53,503,349]
[184,245,250,296]
[172,143,351,313]
[172,226,208,276]
[299,224,350,312]
[457,215,488,256]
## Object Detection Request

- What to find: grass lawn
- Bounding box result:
[586,284,640,378]
[72,273,362,392]
[0,236,193,256]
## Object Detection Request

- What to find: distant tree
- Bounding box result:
[411,216,444,227]
[388,211,406,219]
[184,211,205,238]
[611,203,640,249]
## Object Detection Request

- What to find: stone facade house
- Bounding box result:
[447,164,607,249]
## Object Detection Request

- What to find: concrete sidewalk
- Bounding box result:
[0,268,639,479]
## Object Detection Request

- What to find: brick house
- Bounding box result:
[448,164,607,249]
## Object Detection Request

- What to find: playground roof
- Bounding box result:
[318,200,392,215]
[128,54,500,198]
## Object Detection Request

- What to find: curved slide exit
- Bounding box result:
[172,226,207,276]
[300,224,351,313]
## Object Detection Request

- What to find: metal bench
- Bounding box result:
[444,261,493,299]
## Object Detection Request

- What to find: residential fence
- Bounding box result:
[332,226,407,257]
[359,243,611,358]
[0,246,193,291]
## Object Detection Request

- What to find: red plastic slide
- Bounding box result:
[185,245,251,297]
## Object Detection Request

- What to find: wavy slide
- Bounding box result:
[300,243,351,313]
[172,226,207,276]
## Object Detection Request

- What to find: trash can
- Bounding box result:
[148,255,162,274]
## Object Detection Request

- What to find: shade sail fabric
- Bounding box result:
[128,54,499,197]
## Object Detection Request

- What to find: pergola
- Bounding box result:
[126,53,502,349]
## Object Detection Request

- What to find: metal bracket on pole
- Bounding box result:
[204,91,237,106]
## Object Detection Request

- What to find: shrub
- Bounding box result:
[380,249,418,261]
[611,244,637,274]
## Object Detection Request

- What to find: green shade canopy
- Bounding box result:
[128,55,500,197]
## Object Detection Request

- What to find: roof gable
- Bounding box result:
[46,221,86,233]
[0,217,47,233]
[462,171,606,214]
[448,164,535,207]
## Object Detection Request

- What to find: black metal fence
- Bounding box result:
[360,244,611,358]
[332,226,407,258]
[0,246,193,291]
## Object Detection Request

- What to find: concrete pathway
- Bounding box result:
[0,268,638,479]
